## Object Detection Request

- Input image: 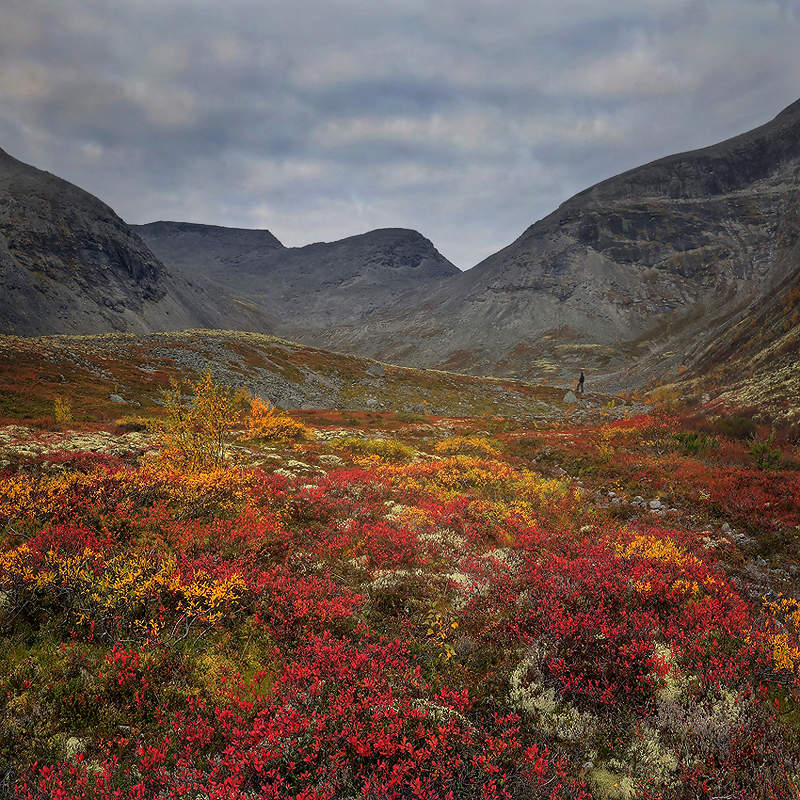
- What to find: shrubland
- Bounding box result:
[0,377,798,799]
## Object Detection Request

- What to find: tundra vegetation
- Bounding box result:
[0,373,799,799]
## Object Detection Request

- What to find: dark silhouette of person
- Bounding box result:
[577,371,585,395]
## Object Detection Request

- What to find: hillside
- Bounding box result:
[1,347,799,797]
[0,329,604,426]
[669,193,800,423]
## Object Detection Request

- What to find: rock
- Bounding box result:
[649,499,663,510]
[721,522,732,533]
[366,362,386,378]
[109,393,126,403]
[563,391,578,404]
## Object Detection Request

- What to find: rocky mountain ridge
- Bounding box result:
[318,97,800,386]
[0,148,276,336]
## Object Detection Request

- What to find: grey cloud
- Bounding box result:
[0,0,798,268]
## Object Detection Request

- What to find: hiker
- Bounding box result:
[577,371,585,395]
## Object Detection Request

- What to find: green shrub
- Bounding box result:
[749,433,782,471]
[506,435,544,461]
[714,415,757,440]
[674,431,718,456]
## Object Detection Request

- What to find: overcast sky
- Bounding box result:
[1,0,799,268]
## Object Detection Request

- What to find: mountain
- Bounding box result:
[0,148,272,336]
[317,98,800,386]
[2,97,799,403]
[134,222,460,337]
[131,221,284,284]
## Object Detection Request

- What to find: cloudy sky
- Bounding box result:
[1,0,799,268]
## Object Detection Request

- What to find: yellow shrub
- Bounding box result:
[53,396,73,425]
[434,435,502,459]
[155,372,249,470]
[331,436,415,461]
[244,397,315,443]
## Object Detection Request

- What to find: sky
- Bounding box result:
[1,1,799,269]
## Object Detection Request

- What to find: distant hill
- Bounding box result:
[134,222,460,336]
[131,221,284,284]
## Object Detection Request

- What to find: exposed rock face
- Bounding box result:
[135,222,460,334]
[675,193,800,422]
[0,147,167,334]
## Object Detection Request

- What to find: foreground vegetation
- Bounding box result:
[1,375,799,799]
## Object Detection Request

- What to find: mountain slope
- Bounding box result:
[671,192,800,422]
[321,98,800,385]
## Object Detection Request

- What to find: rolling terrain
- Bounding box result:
[0,329,601,426]
[1,337,799,798]
[1,99,798,411]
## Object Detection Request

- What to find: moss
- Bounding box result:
[588,767,637,800]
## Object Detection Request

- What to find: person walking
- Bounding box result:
[577,371,585,395]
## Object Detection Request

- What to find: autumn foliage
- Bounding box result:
[0,398,799,798]
[245,397,315,443]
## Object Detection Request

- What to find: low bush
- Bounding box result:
[244,397,315,443]
[331,436,416,461]
[749,432,782,471]
[674,430,718,456]
[715,414,757,440]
